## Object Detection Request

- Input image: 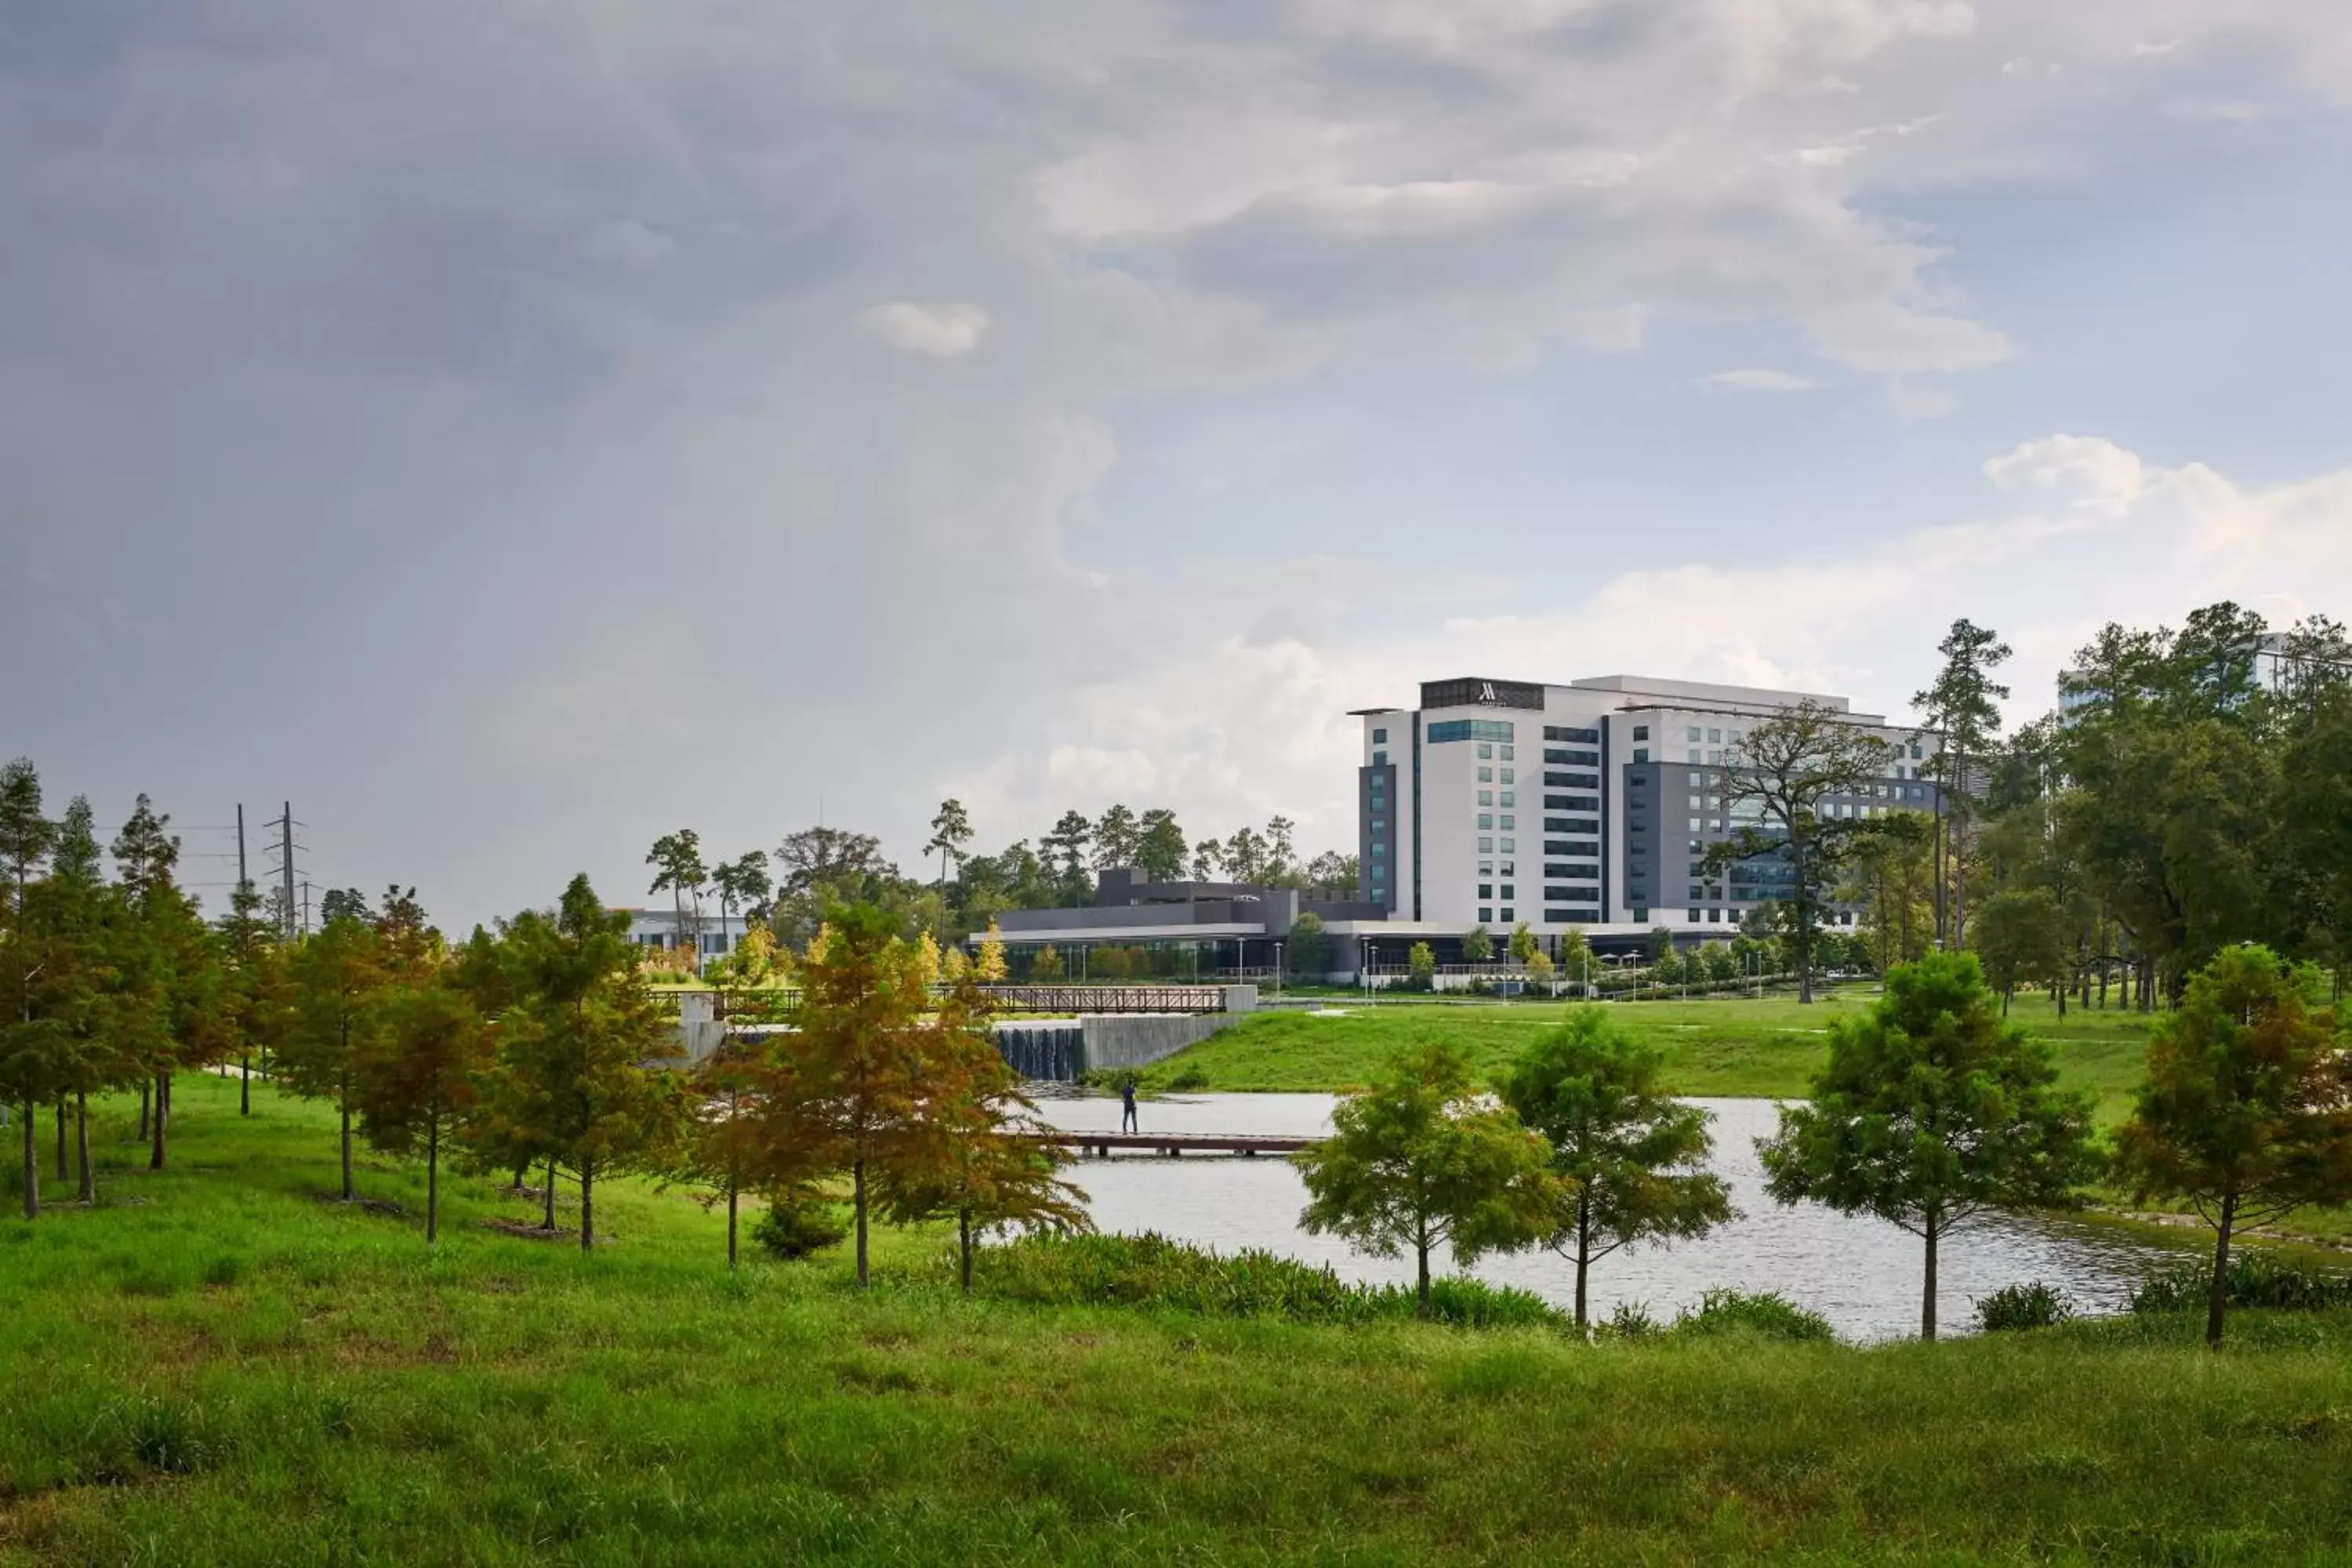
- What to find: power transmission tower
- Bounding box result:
[259,803,310,944]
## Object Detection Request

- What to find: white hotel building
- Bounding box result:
[1352,674,1942,948]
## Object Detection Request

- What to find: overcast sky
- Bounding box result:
[5,2,2349,928]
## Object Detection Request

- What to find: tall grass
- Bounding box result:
[9,1073,2352,1563]
[2133,1252,2352,1314]
[960,1230,1566,1328]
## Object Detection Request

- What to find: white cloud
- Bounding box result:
[859,301,992,358]
[960,436,2352,856]
[1703,368,1817,391]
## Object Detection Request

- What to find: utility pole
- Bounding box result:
[300,879,312,939]
[278,801,297,945]
[237,804,249,893]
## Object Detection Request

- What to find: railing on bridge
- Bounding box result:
[975,985,1227,1015]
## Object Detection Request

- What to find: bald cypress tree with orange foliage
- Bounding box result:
[769,902,933,1287]
[874,973,1088,1291]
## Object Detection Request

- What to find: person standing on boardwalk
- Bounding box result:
[1120,1078,1139,1134]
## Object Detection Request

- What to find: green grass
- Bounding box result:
[1145,989,2158,1112]
[12,1073,2352,1563]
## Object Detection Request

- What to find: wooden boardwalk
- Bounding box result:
[1029,1131,1313,1159]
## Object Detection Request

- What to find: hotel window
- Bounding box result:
[1687,748,1702,764]
[1688,909,1703,923]
[1499,837,1515,852]
[1478,813,1494,829]
[1478,837,1494,853]
[1479,766,1493,782]
[1478,884,1493,900]
[1498,859,1515,876]
[1690,794,1702,810]
[1479,907,1494,924]
[1498,791,1515,808]
[1372,728,1388,744]
[1706,749,1721,765]
[1371,751,1386,766]
[1479,859,1493,875]
[1500,745,1515,760]
[1690,817,1704,832]
[1498,815,1515,830]
[1478,742,1494,759]
[1478,789,1494,806]
[1500,884,1515,900]
[1633,724,1650,741]
[1708,909,1723,923]
[1687,725,1702,742]
[1499,908,1514,922]
[1708,728,1721,743]
[1500,768,1515,783]
[1633,748,1649,763]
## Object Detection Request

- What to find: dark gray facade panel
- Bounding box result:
[1359,761,1398,913]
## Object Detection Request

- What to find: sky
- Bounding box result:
[3,2,2350,929]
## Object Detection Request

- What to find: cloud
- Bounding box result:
[860,301,992,358]
[960,435,2352,855]
[1702,368,1817,391]
[2,2,2347,921]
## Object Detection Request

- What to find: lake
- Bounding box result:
[1033,1092,2175,1341]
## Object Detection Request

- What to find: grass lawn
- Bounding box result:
[1142,989,2156,1112]
[9,1073,2352,1563]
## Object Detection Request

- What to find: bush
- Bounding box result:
[2132,1253,2352,1316]
[1976,1280,2076,1332]
[1162,1064,1209,1092]
[751,1198,848,1261]
[1671,1290,1835,1343]
[964,1232,1567,1330]
[1598,1301,1663,1341]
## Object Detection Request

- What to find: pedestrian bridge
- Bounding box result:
[1024,1131,1314,1159]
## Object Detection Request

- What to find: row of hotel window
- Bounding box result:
[1477,907,1606,925]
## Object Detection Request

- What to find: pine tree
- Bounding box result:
[281,913,388,1201]
[1759,952,2096,1340]
[769,902,933,1287]
[489,876,684,1250]
[2113,946,2352,1347]
[357,977,493,1243]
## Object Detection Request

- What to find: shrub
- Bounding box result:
[964,1232,1568,1330]
[2132,1253,2352,1316]
[1671,1290,1835,1343]
[1162,1064,1209,1092]
[1976,1281,2076,1332]
[751,1197,849,1261]
[1598,1301,1663,1341]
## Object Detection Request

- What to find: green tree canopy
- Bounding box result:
[1759,951,2097,1341]
[280,913,388,1201]
[2112,945,2352,1346]
[1294,1039,1556,1316]
[488,875,687,1250]
[1501,1010,1732,1329]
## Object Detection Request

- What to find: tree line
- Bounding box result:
[1299,943,2352,1347]
[0,764,1084,1279]
[1658,604,2352,1014]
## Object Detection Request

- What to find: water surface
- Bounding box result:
[1034,1092,2170,1341]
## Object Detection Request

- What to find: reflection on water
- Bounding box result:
[1033,1093,2171,1341]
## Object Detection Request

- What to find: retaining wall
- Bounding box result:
[1078,1011,1237,1073]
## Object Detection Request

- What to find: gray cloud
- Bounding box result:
[0,0,2343,924]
